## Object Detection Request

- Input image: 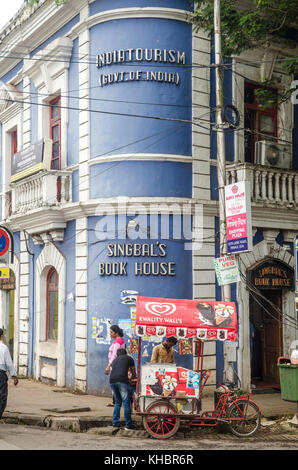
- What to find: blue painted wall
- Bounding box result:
[89,17,192,160]
[0,61,23,83]
[67,37,79,167]
[90,160,192,199]
[86,215,193,394]
[30,15,80,58]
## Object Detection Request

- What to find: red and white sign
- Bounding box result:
[142,364,198,398]
[225,181,252,254]
[135,296,237,341]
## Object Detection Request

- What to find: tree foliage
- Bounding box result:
[193,0,298,106]
[28,0,66,7]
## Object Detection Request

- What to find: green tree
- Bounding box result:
[28,0,66,7]
[193,0,298,106]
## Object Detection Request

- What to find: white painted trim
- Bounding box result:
[88,153,192,165]
[35,242,66,386]
[69,7,191,38]
[1,110,23,219]
[10,254,20,374]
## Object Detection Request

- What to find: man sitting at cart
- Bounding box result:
[150,337,177,364]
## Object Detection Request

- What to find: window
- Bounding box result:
[11,129,17,157]
[46,267,59,341]
[49,96,61,170]
[244,82,278,163]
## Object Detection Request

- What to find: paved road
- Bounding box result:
[0,423,297,451]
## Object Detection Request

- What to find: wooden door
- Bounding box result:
[261,290,282,384]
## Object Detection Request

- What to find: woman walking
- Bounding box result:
[105,325,126,407]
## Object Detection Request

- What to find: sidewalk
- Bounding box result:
[2,378,297,433]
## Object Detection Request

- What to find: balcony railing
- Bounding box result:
[10,170,72,215]
[226,162,298,208]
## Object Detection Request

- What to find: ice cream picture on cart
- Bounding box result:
[132,296,262,440]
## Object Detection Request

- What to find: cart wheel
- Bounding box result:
[228,399,261,438]
[143,400,180,439]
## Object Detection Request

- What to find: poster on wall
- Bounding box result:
[225,180,252,254]
[213,255,240,286]
[92,317,112,344]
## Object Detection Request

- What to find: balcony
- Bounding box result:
[10,170,71,214]
[7,170,72,240]
[226,162,298,208]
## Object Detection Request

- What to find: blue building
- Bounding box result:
[0,0,297,395]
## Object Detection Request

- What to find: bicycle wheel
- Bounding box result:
[228,399,261,438]
[143,400,180,439]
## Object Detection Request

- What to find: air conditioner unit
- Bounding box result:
[255,140,291,170]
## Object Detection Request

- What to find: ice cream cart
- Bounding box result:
[133,296,262,439]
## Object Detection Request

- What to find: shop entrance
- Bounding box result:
[250,289,282,388]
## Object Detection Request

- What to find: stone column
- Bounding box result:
[75,217,88,391]
[18,232,30,376]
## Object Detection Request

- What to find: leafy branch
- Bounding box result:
[192,0,298,106]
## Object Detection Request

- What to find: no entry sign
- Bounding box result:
[0,228,10,257]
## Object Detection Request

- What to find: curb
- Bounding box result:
[2,412,143,433]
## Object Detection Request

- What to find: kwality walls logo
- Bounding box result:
[145,301,177,316]
[291,80,298,105]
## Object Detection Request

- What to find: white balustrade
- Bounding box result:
[10,170,72,215]
[226,163,298,207]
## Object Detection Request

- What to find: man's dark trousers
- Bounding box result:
[0,370,8,419]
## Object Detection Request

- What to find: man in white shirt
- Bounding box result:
[0,328,18,419]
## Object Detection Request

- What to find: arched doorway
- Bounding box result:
[248,259,294,389]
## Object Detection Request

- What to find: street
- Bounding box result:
[0,423,297,451]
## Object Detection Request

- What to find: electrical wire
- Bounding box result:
[237,255,298,330]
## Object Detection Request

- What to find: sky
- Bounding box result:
[0,1,25,30]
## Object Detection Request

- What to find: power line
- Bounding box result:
[237,256,298,330]
[4,97,211,130]
[6,86,214,113]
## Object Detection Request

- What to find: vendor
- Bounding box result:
[150,337,177,364]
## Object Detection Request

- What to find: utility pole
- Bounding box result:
[214,0,233,382]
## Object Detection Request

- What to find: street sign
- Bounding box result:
[0,267,10,279]
[214,255,240,286]
[225,181,252,254]
[0,228,10,257]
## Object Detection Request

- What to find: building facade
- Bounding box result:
[0,0,297,394]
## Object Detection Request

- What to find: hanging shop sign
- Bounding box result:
[11,139,52,182]
[213,255,240,286]
[225,180,252,254]
[0,270,15,290]
[0,267,10,279]
[249,259,294,290]
[99,243,176,277]
[96,47,186,88]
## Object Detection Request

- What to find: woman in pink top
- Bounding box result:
[105,325,126,406]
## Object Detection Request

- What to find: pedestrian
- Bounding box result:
[109,348,137,430]
[0,328,18,420]
[105,325,126,407]
[150,336,177,364]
